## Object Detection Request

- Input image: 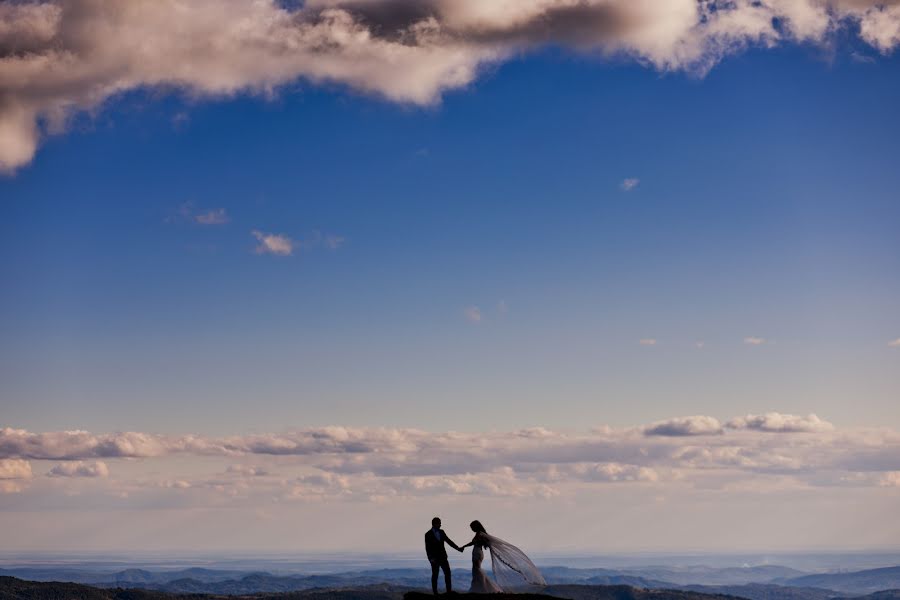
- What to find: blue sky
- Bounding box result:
[3,47,899,435]
[1,0,899,553]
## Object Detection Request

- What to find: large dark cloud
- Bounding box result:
[1,0,899,172]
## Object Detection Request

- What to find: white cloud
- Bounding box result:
[0,458,32,480]
[744,336,767,345]
[161,479,192,489]
[644,415,724,436]
[0,458,33,493]
[727,412,835,433]
[47,460,109,478]
[0,481,27,494]
[858,5,900,53]
[879,471,900,487]
[888,338,900,347]
[639,338,657,346]
[0,427,169,459]
[620,178,640,191]
[2,0,900,172]
[3,418,900,500]
[395,469,558,499]
[251,230,294,256]
[568,462,659,483]
[249,229,344,256]
[464,305,482,323]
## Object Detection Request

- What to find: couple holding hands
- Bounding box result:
[425,517,545,595]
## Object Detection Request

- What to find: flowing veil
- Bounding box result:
[484,533,546,589]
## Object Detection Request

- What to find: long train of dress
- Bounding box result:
[469,533,545,593]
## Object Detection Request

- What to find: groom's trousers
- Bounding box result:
[430,557,452,594]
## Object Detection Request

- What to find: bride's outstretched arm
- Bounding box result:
[461,532,488,550]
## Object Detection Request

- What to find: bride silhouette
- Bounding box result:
[460,520,546,593]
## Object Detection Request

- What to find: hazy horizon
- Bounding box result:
[3,549,900,574]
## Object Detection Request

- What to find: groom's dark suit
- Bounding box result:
[425,528,461,594]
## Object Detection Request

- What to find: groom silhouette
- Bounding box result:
[425,517,462,594]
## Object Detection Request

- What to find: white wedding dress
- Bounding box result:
[471,543,504,593]
[469,533,546,593]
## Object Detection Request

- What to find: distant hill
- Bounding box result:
[678,583,839,600]
[0,565,814,593]
[3,576,900,600]
[0,568,249,587]
[0,565,817,592]
[623,568,809,587]
[847,592,900,600]
[779,567,900,595]
[0,577,169,600]
[0,577,403,600]
[3,563,900,599]
[539,584,743,600]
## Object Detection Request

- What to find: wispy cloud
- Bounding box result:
[170,203,229,226]
[251,230,294,256]
[744,336,767,345]
[888,338,900,348]
[464,306,482,323]
[3,1,900,172]
[194,208,229,225]
[639,338,657,346]
[323,234,345,250]
[171,110,190,130]
[620,178,640,191]
[225,464,270,477]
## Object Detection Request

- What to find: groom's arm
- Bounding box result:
[442,531,463,552]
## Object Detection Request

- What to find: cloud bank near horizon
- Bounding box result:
[2,0,900,172]
[1,413,899,503]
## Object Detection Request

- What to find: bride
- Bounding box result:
[460,520,546,593]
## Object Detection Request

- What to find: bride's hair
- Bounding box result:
[470,520,487,534]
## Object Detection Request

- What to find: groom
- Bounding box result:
[425,517,463,594]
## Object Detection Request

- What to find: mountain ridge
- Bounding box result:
[2,576,900,600]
